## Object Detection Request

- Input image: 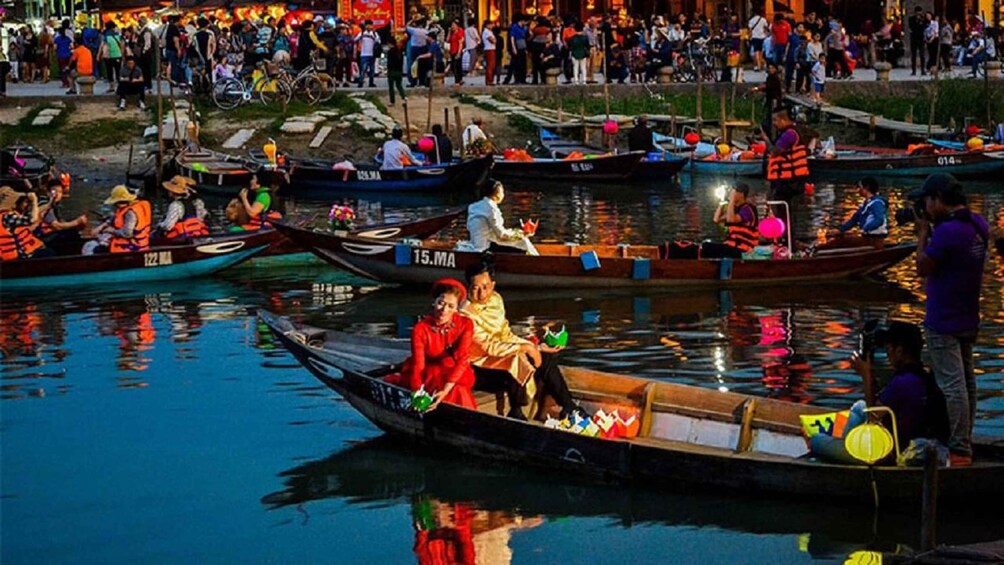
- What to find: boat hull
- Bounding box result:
[281,156,493,193]
[491,152,644,183]
[809,150,1004,178]
[687,158,764,177]
[0,231,275,290]
[273,225,916,289]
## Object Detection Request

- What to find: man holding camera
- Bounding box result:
[913,173,989,467]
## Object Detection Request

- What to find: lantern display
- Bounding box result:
[602,120,619,135]
[966,137,984,151]
[417,136,435,153]
[759,216,786,240]
[684,132,700,145]
[263,140,277,166]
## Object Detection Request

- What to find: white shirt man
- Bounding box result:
[481,26,496,51]
[380,137,416,170]
[466,196,538,255]
[748,14,769,40]
[462,121,487,152]
[356,28,380,57]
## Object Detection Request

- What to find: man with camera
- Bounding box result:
[912,173,990,467]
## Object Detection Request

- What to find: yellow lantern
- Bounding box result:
[966,137,984,151]
[263,139,277,166]
[717,143,731,157]
[844,422,894,464]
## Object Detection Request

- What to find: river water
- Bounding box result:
[2,174,1002,564]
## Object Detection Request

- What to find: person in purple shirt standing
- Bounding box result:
[912,173,989,467]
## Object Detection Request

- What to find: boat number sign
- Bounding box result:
[937,155,964,166]
[143,251,174,267]
[368,380,412,412]
[357,170,382,181]
[412,249,457,268]
[570,162,594,172]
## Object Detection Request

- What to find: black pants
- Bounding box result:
[826,48,846,77]
[699,241,745,259]
[452,55,464,84]
[794,62,810,93]
[474,352,577,416]
[504,49,527,84]
[117,81,146,102]
[139,53,153,90]
[528,43,544,84]
[927,43,939,71]
[910,40,925,74]
[0,61,8,94]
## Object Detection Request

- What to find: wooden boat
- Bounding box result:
[1,144,56,190]
[260,311,1004,503]
[0,230,275,290]
[809,148,1004,178]
[172,148,286,192]
[491,151,644,183]
[538,129,688,181]
[271,224,915,289]
[261,155,493,194]
[686,156,764,177]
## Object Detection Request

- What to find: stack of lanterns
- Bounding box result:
[544,408,640,440]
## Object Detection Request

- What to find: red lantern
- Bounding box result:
[759,217,786,240]
[603,120,619,135]
[965,125,981,137]
[417,136,435,153]
[684,132,700,145]
[751,142,767,155]
[804,182,815,195]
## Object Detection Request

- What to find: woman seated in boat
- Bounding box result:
[83,185,152,255]
[158,176,209,241]
[822,177,887,250]
[386,279,477,411]
[34,178,88,248]
[229,176,281,232]
[811,322,949,464]
[699,183,759,259]
[0,185,55,261]
[463,181,538,255]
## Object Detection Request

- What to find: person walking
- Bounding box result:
[356,20,379,88]
[747,9,769,71]
[385,38,407,105]
[908,6,927,75]
[481,19,496,85]
[913,174,989,468]
[568,23,589,85]
[99,22,123,92]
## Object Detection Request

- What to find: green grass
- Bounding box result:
[507,114,537,134]
[833,79,1004,126]
[1,102,146,151]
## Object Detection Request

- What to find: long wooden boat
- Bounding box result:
[173,148,287,192]
[271,224,915,288]
[264,155,493,194]
[1,230,275,290]
[538,129,688,181]
[1,144,56,190]
[491,151,644,183]
[686,156,764,177]
[260,312,1004,503]
[809,148,1004,178]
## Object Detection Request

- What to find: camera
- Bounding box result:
[894,197,927,226]
[857,319,880,362]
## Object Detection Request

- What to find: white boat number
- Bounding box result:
[369,380,411,411]
[143,251,173,267]
[412,249,456,268]
[937,155,962,166]
[570,162,594,172]
[357,170,382,181]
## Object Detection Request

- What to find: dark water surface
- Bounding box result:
[2,176,1003,564]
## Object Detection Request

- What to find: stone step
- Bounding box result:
[310,126,333,148]
[222,128,256,148]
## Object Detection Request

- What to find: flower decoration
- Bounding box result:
[329,204,356,231]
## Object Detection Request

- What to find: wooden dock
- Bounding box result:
[786,94,953,139]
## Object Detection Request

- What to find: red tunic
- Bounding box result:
[392,313,477,410]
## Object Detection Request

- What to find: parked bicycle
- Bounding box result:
[211,61,291,110]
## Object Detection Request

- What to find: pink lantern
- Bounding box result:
[759,217,786,240]
[603,120,619,135]
[417,136,435,153]
[684,132,701,145]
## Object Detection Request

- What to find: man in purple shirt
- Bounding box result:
[912,173,989,467]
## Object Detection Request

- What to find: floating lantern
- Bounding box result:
[684,132,700,145]
[845,422,894,464]
[804,182,815,195]
[966,137,984,151]
[602,120,619,135]
[759,216,786,240]
[263,140,277,166]
[417,136,435,153]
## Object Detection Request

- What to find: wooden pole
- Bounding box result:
[580,92,588,144]
[444,106,450,136]
[454,106,463,156]
[696,65,704,137]
[404,102,412,143]
[984,11,992,127]
[169,82,182,147]
[869,115,877,142]
[155,47,164,187]
[601,34,610,119]
[670,101,676,140]
[426,72,434,134]
[720,90,728,142]
[557,93,564,123]
[920,443,939,551]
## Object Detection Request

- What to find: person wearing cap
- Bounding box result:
[830,177,888,249]
[850,321,950,449]
[913,173,990,467]
[384,279,477,411]
[35,178,87,248]
[85,186,151,254]
[158,176,208,241]
[380,126,418,170]
[0,186,52,261]
[233,175,280,231]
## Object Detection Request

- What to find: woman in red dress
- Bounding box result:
[397,279,477,411]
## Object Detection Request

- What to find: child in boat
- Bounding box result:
[387,279,477,411]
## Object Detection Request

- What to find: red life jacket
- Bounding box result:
[766,129,810,181]
[724,202,760,252]
[0,211,45,261]
[240,209,282,232]
[109,200,152,253]
[164,199,209,240]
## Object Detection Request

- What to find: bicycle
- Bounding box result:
[674,37,719,83]
[211,61,291,110]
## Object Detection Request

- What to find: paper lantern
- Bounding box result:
[716,143,731,157]
[263,141,277,165]
[965,124,981,137]
[417,136,435,153]
[603,120,619,135]
[759,216,786,239]
[751,142,767,155]
[804,182,815,195]
[845,423,894,464]
[966,137,984,151]
[684,132,700,145]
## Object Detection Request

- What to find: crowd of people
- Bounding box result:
[2,8,999,100]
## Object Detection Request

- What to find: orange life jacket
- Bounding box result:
[724,203,760,252]
[0,211,45,261]
[766,129,810,181]
[164,200,209,240]
[109,200,152,253]
[240,209,282,232]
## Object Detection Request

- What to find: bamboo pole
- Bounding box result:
[426,70,434,133]
[156,48,164,187]
[720,90,728,142]
[404,102,412,143]
[696,63,704,137]
[454,106,463,155]
[444,107,450,141]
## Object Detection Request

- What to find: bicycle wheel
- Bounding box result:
[315,73,337,103]
[212,77,244,110]
[294,75,324,104]
[259,76,292,105]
